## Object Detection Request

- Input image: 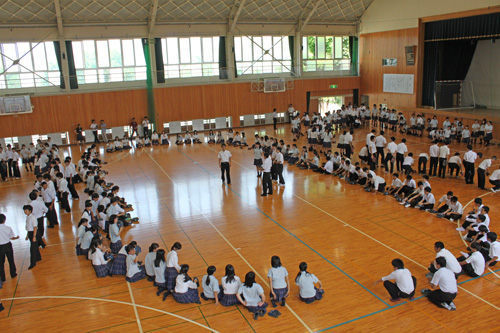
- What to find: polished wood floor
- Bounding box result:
[0,122,499,332]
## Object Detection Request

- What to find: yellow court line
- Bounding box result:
[1,296,219,332]
[127,282,144,333]
[144,149,313,333]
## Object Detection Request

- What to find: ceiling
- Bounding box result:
[0,0,374,27]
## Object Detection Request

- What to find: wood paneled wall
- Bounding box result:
[2,77,359,141]
[359,28,419,109]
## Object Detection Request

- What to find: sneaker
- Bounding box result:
[449,218,454,222]
[425,209,430,212]
[399,202,406,205]
[491,188,498,193]
[254,312,259,320]
[259,309,266,317]
[405,204,410,208]
[462,236,472,242]
[414,205,421,209]
[441,302,453,311]
[421,289,430,297]
[271,299,277,308]
[456,227,465,231]
[449,302,456,311]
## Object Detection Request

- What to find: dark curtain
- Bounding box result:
[288,36,295,76]
[306,91,311,114]
[218,36,228,79]
[349,36,358,76]
[233,37,238,78]
[53,41,78,89]
[425,12,500,41]
[154,38,165,83]
[422,40,477,106]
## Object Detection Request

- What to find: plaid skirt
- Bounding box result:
[246,302,268,313]
[166,267,178,291]
[110,240,122,254]
[110,254,127,275]
[220,293,240,307]
[173,288,201,304]
[300,288,324,304]
[126,266,147,283]
[75,244,84,256]
[323,142,332,148]
[94,261,113,278]
[270,287,288,302]
[156,282,167,289]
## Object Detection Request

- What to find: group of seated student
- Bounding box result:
[426,117,494,146]
[204,129,249,148]
[105,134,133,152]
[174,130,202,145]
[131,130,171,148]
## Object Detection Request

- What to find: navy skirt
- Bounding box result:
[173,288,201,304]
[94,261,113,278]
[200,292,222,301]
[300,288,324,304]
[271,287,288,302]
[246,302,268,313]
[253,158,263,166]
[126,266,147,283]
[220,293,240,307]
[166,267,178,291]
[110,240,122,254]
[156,282,167,289]
[323,142,332,148]
[110,254,127,275]
[75,244,84,256]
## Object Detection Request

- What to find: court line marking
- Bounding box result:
[144,149,313,333]
[127,282,144,333]
[1,296,219,332]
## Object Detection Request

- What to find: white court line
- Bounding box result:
[2,296,218,332]
[127,282,144,333]
[144,149,313,333]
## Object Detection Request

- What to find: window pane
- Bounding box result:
[96,41,110,67]
[179,38,190,64]
[83,40,97,68]
[35,72,49,86]
[134,39,146,66]
[302,37,308,59]
[307,36,315,59]
[44,42,59,71]
[6,74,21,88]
[252,36,262,61]
[17,42,33,72]
[161,39,168,64]
[273,37,282,60]
[166,38,179,65]
[262,36,272,61]
[212,37,219,62]
[234,37,242,61]
[282,37,291,60]
[190,37,201,63]
[20,73,34,87]
[135,67,147,80]
[334,37,342,59]
[165,64,180,78]
[84,69,98,83]
[326,37,334,59]
[48,71,60,85]
[109,39,122,67]
[3,44,19,72]
[109,67,123,82]
[317,37,325,59]
[242,37,252,61]
[98,68,110,82]
[342,37,350,58]
[122,40,135,66]
[72,41,84,68]
[202,37,213,63]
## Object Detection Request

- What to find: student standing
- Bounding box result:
[142,117,150,138]
[164,242,182,299]
[90,119,99,143]
[41,181,58,228]
[29,192,47,249]
[375,131,387,166]
[374,259,416,302]
[272,108,278,130]
[0,214,19,281]
[429,141,439,177]
[260,151,273,196]
[421,257,457,310]
[275,147,285,186]
[438,141,450,178]
[130,118,139,138]
[384,137,397,174]
[477,156,497,190]
[100,120,108,143]
[395,139,407,172]
[218,144,232,185]
[463,145,478,184]
[24,205,41,270]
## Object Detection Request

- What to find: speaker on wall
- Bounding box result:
[405,46,415,66]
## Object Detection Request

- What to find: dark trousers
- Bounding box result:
[396,153,404,171]
[491,179,500,190]
[384,153,394,173]
[143,127,149,138]
[0,161,7,180]
[276,164,285,185]
[262,172,273,195]
[448,163,460,177]
[0,242,17,281]
[437,204,449,213]
[12,161,20,178]
[477,168,486,189]
[60,192,71,212]
[438,158,447,178]
[427,290,456,306]
[429,157,438,176]
[463,161,475,184]
[345,145,352,159]
[93,131,99,143]
[66,177,79,199]
[45,202,58,227]
[418,157,427,174]
[376,147,385,166]
[7,159,13,177]
[36,217,45,248]
[273,118,277,130]
[383,276,416,299]
[220,162,230,184]
[271,164,277,181]
[27,231,41,267]
[369,154,376,171]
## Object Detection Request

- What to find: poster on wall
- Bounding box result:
[383,74,414,94]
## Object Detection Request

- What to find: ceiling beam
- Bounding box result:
[148,0,160,37]
[227,0,247,33]
[53,0,64,36]
[297,0,322,32]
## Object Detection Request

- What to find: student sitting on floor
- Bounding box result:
[462,213,489,242]
[457,242,485,277]
[125,243,147,283]
[145,243,159,282]
[268,255,289,307]
[315,156,334,174]
[438,196,464,221]
[144,136,151,147]
[435,191,453,213]
[295,262,324,304]
[399,181,424,206]
[151,131,160,145]
[173,264,201,304]
[421,257,458,311]
[114,137,123,151]
[426,242,461,280]
[394,175,416,199]
[232,132,241,146]
[201,265,220,304]
[90,239,113,278]
[154,249,167,296]
[374,258,416,302]
[175,134,184,145]
[192,131,202,144]
[413,187,435,211]
[484,232,500,267]
[237,271,268,320]
[219,264,242,307]
[122,135,132,149]
[385,173,403,195]
[160,131,170,145]
[75,218,89,255]
[357,167,368,185]
[106,141,114,153]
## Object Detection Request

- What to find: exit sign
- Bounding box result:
[330,84,338,88]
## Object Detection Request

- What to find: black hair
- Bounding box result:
[434,241,444,250]
[180,264,192,282]
[447,191,453,196]
[451,196,458,203]
[90,238,103,255]
[149,243,159,252]
[29,192,37,201]
[108,214,118,224]
[271,255,282,268]
[435,257,446,268]
[206,266,216,286]
[23,204,33,212]
[393,173,399,177]
[154,249,166,267]
[477,215,486,222]
[482,206,490,214]
[0,214,5,224]
[424,187,431,192]
[391,258,404,269]
[487,232,497,242]
[243,271,256,288]
[471,242,481,251]
[77,218,88,228]
[295,262,310,283]
[171,242,182,251]
[225,264,236,284]
[474,198,483,205]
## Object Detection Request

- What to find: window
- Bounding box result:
[239,116,244,126]
[161,37,219,79]
[302,36,351,72]
[254,114,265,125]
[234,36,292,75]
[0,42,60,89]
[61,132,70,145]
[180,121,193,132]
[72,39,147,84]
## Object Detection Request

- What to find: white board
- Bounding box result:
[383,74,414,94]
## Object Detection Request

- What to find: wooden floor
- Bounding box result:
[1,123,499,332]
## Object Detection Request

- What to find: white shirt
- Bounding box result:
[92,248,107,266]
[25,214,37,231]
[109,224,121,243]
[267,266,289,289]
[166,250,181,270]
[58,178,69,193]
[381,268,414,294]
[450,201,464,214]
[238,283,265,307]
[202,275,219,298]
[154,261,167,283]
[42,186,56,203]
[439,195,452,206]
[396,143,407,154]
[465,251,485,276]
[429,144,439,158]
[373,175,386,188]
[386,142,397,154]
[31,199,48,218]
[422,192,435,204]
[436,249,461,274]
[366,133,375,145]
[463,150,478,163]
[489,241,500,261]
[375,135,386,147]
[295,272,319,298]
[145,252,156,276]
[218,150,232,163]
[262,156,272,173]
[478,159,492,170]
[448,156,461,165]
[324,160,334,173]
[403,156,413,166]
[221,275,241,294]
[438,146,450,158]
[431,267,457,293]
[490,169,500,181]
[126,254,140,278]
[175,274,198,293]
[0,224,15,245]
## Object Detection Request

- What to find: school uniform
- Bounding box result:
[402,156,414,175]
[261,156,273,196]
[395,143,407,172]
[418,192,435,210]
[384,142,397,173]
[477,159,492,189]
[461,251,485,277]
[31,199,48,248]
[437,145,450,178]
[145,252,156,280]
[90,123,99,143]
[448,156,461,177]
[142,120,150,138]
[375,135,386,165]
[418,153,429,174]
[126,254,147,282]
[296,272,323,304]
[220,276,242,306]
[57,178,71,212]
[154,260,167,291]
[447,201,464,220]
[11,152,21,178]
[429,144,439,176]
[489,169,500,190]
[109,224,122,254]
[428,249,461,278]
[275,152,285,185]
[484,241,500,266]
[26,213,41,267]
[239,282,268,313]
[201,275,220,301]
[42,186,58,228]
[437,195,452,213]
[172,275,201,304]
[463,150,478,184]
[219,150,232,184]
[382,268,416,299]
[92,248,113,277]
[0,223,17,281]
[75,224,87,255]
[400,179,416,197]
[268,266,288,302]
[426,267,457,307]
[166,250,181,291]
[110,246,127,275]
